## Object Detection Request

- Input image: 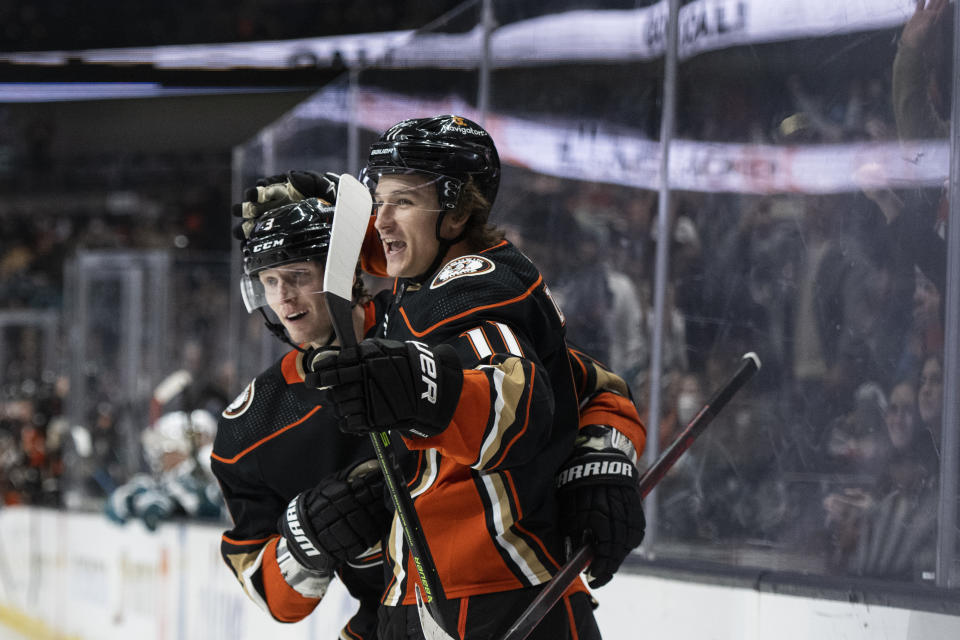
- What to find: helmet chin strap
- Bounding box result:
[257,308,336,353]
[258,308,308,353]
[410,210,467,284]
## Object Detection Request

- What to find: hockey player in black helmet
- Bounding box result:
[222,144,646,637]
[213,185,393,640]
[307,115,646,639]
[358,114,502,282]
[240,194,369,350]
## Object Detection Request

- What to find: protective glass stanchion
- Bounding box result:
[229,0,959,612]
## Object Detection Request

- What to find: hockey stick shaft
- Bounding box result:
[322,175,450,635]
[325,293,450,633]
[498,352,761,640]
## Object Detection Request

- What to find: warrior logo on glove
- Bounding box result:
[556,457,635,486]
[285,496,323,559]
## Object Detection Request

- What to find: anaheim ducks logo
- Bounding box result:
[430,255,495,289]
[222,379,255,419]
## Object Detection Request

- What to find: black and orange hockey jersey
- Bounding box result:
[211,300,385,639]
[212,267,646,636]
[374,240,608,606]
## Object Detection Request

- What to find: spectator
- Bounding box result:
[917,352,945,452]
[105,409,223,531]
[822,376,941,579]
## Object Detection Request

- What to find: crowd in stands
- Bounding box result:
[495,2,953,584]
[0,0,954,586]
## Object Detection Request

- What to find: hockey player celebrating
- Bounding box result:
[214,150,645,638]
[308,115,645,639]
[212,193,390,638]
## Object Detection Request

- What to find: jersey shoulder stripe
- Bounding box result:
[396,242,549,337]
[212,352,321,461]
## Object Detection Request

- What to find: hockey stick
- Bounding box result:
[498,352,762,640]
[322,174,452,639]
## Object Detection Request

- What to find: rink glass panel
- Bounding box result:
[57,251,231,510]
[230,0,958,602]
[659,0,956,588]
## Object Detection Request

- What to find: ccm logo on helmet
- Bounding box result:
[410,341,438,404]
[252,239,285,253]
[556,460,634,487]
[285,497,322,557]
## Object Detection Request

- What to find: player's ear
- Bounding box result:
[440,210,469,239]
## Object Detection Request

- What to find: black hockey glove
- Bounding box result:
[306,338,463,438]
[278,459,390,573]
[556,428,646,588]
[231,170,340,240]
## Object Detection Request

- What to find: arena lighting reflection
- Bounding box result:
[0,0,917,71]
[0,83,302,102]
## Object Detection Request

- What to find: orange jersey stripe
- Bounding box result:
[259,537,321,622]
[210,406,321,464]
[221,533,274,547]
[398,275,543,338]
[405,371,490,465]
[579,392,646,455]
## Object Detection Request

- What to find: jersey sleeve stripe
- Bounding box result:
[501,470,562,570]
[408,449,439,499]
[473,360,532,470]
[222,543,272,615]
[406,372,493,466]
[222,533,274,546]
[477,471,553,585]
[569,349,589,398]
[210,406,322,464]
[383,518,407,606]
[261,537,322,622]
[488,361,535,470]
[398,275,543,337]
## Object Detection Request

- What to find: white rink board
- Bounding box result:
[1,506,959,640]
[593,573,960,640]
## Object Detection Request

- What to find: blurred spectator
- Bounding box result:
[917,352,944,451]
[105,410,223,531]
[785,194,891,470]
[150,338,230,424]
[709,196,795,392]
[0,379,67,506]
[654,371,708,539]
[893,0,952,141]
[823,382,889,475]
[822,376,940,580]
[555,216,644,376]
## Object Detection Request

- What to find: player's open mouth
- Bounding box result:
[286,311,307,321]
[384,239,406,255]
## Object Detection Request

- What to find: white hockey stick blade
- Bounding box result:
[416,584,456,640]
[323,173,372,301]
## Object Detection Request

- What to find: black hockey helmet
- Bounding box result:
[240,197,334,313]
[363,114,500,211]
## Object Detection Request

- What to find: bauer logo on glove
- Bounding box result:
[307,337,463,438]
